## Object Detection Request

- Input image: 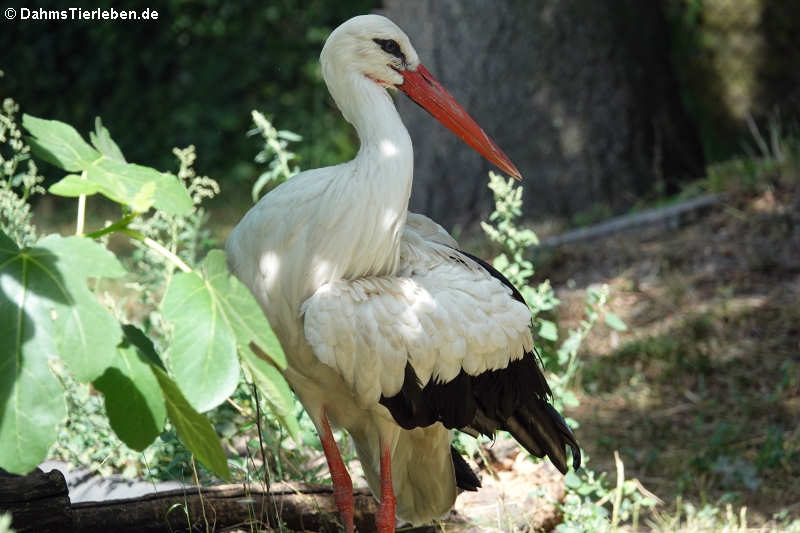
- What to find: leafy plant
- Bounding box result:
[0,513,14,533]
[249,110,302,202]
[481,172,627,407]
[0,89,44,246]
[0,106,293,480]
[481,171,657,531]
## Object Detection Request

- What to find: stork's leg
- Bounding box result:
[375,440,396,533]
[318,410,355,533]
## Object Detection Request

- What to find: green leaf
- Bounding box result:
[0,234,124,385]
[277,130,302,142]
[89,117,126,163]
[120,322,166,370]
[162,250,286,413]
[0,234,66,475]
[538,319,559,341]
[49,174,101,197]
[24,114,192,216]
[492,253,510,274]
[162,267,239,413]
[564,470,583,490]
[0,232,124,473]
[242,349,299,442]
[93,325,167,451]
[203,250,286,368]
[560,389,579,408]
[604,312,628,332]
[85,158,190,215]
[152,365,231,480]
[22,114,100,172]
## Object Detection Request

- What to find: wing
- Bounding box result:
[301,213,580,473]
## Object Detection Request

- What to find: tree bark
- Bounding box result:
[0,469,72,533]
[381,0,705,227]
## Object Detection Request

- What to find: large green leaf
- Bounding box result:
[161,250,286,413]
[84,158,187,215]
[0,232,124,473]
[161,266,240,413]
[152,365,231,480]
[93,325,167,451]
[24,114,192,216]
[242,348,300,442]
[203,250,286,368]
[0,233,66,474]
[22,115,99,172]
[33,235,126,381]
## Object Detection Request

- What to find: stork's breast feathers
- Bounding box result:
[300,221,534,408]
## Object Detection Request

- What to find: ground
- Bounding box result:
[536,180,800,527]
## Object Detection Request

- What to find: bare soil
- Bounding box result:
[537,181,800,525]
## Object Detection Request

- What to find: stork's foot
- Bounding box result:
[318,411,355,533]
[376,441,396,533]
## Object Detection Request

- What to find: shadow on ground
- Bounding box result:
[538,182,800,524]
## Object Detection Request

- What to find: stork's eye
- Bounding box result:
[373,38,404,61]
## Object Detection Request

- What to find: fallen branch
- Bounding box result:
[538,193,725,249]
[1,468,380,533]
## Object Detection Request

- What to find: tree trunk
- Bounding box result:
[381,0,705,227]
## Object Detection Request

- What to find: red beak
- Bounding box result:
[399,64,522,181]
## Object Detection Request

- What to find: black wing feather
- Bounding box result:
[379,249,581,474]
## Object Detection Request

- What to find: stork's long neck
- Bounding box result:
[323,71,414,277]
[332,72,413,175]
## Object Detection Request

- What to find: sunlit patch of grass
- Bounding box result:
[650,499,800,533]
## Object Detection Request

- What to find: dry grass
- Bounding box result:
[538,181,800,528]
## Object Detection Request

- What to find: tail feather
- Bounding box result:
[505,400,581,474]
[451,446,481,491]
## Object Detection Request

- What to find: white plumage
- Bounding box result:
[227,14,578,532]
[302,216,534,404]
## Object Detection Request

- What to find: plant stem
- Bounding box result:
[75,171,87,236]
[611,450,625,529]
[121,228,192,273]
[85,214,193,273]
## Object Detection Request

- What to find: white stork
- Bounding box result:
[227,14,580,532]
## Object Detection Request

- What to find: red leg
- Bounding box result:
[318,410,355,533]
[375,441,396,533]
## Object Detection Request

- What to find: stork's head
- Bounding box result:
[321,14,522,180]
[321,15,418,91]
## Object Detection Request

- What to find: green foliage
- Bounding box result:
[704,113,800,194]
[249,111,301,202]
[93,325,168,451]
[0,233,122,473]
[481,172,660,531]
[24,115,192,216]
[0,92,44,247]
[0,109,290,480]
[152,365,230,481]
[0,512,14,533]
[161,254,242,412]
[242,347,301,443]
[1,2,378,182]
[482,172,621,409]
